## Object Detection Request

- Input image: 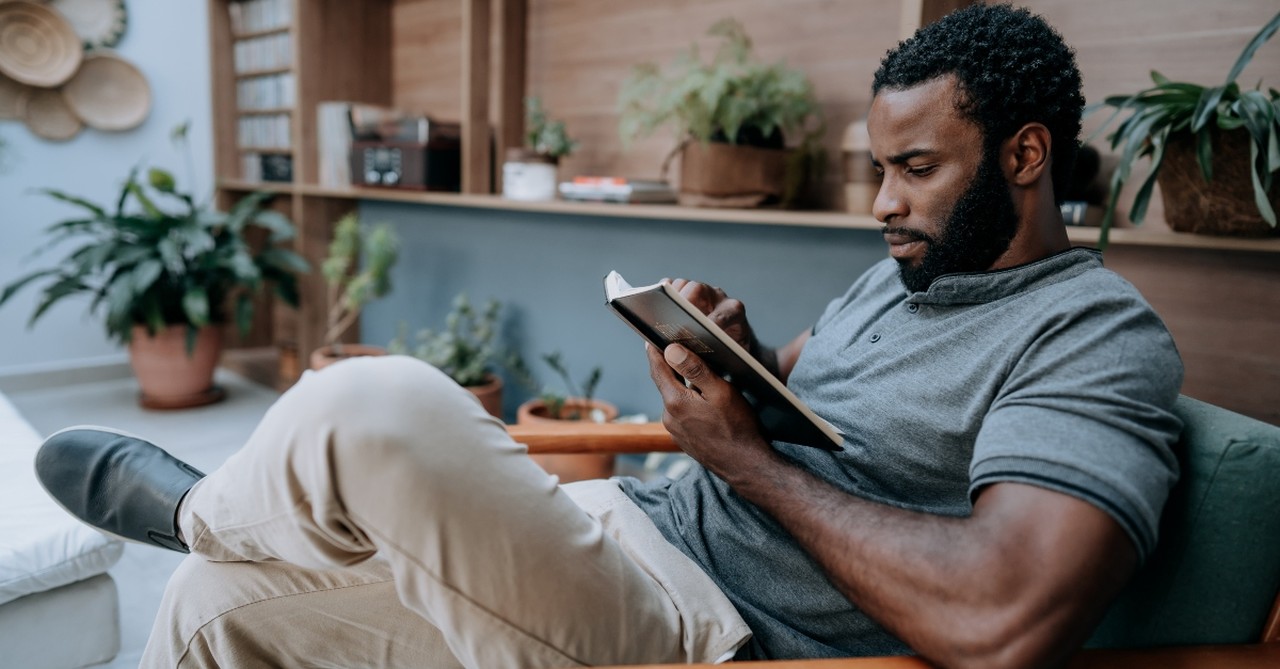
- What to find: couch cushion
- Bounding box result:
[1089,395,1280,647]
[0,393,123,606]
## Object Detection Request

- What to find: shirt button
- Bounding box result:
[907,303,919,313]
[869,333,881,343]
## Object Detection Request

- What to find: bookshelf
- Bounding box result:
[206,0,1280,388]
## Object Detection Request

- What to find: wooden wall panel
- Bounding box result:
[1103,247,1279,425]
[524,0,900,207]
[392,0,464,118]
[1023,0,1280,230]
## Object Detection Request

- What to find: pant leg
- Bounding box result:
[176,356,748,668]
[143,556,462,669]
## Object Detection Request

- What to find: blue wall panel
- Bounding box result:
[360,202,887,420]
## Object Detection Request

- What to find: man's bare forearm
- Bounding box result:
[717,452,1133,669]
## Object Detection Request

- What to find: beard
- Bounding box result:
[889,149,1019,294]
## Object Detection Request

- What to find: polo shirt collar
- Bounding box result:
[907,247,1102,305]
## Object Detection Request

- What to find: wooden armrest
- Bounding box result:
[506,422,679,455]
[595,643,1280,668]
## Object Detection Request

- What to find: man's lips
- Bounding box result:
[883,228,929,259]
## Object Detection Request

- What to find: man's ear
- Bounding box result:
[1001,122,1051,188]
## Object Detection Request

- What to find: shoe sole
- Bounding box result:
[37,424,194,551]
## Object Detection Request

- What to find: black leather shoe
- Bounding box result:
[35,426,205,553]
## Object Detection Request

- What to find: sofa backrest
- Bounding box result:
[1088,395,1280,647]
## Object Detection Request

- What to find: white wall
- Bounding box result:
[0,0,212,375]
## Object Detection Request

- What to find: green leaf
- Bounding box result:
[259,247,310,275]
[158,237,185,274]
[1128,129,1169,224]
[28,276,90,327]
[182,285,210,326]
[131,259,164,295]
[0,268,62,307]
[41,189,107,217]
[225,191,275,233]
[116,166,140,216]
[1248,140,1278,226]
[1191,85,1228,132]
[184,325,199,357]
[235,293,254,336]
[249,209,296,241]
[1233,90,1275,142]
[1196,127,1214,181]
[1224,12,1280,86]
[128,182,165,219]
[148,168,176,193]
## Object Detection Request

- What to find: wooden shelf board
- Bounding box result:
[232,26,291,41]
[219,179,295,194]
[214,179,1280,253]
[237,107,292,116]
[237,147,293,154]
[1064,225,1280,252]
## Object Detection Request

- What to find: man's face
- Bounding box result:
[867,77,1019,293]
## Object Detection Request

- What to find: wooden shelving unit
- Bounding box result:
[218,178,1280,254]
[207,0,1280,392]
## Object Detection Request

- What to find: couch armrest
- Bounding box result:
[596,643,1280,668]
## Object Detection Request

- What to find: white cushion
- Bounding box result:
[0,393,123,606]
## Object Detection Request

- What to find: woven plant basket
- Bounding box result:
[1158,129,1280,237]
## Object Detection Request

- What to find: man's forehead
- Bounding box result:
[867,76,977,151]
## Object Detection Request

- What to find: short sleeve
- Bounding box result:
[968,287,1184,563]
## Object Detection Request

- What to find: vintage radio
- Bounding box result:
[350,139,461,191]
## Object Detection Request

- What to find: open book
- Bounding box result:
[604,271,844,451]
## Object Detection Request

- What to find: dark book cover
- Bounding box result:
[604,271,843,451]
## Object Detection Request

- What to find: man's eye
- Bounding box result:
[905,165,936,176]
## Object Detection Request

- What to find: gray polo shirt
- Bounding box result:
[620,248,1184,660]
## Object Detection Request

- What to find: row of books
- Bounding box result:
[240,153,293,183]
[233,32,292,73]
[237,113,291,150]
[557,177,676,204]
[236,73,295,110]
[228,0,291,35]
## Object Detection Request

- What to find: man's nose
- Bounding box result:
[872,176,908,224]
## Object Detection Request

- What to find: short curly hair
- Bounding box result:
[873,4,1084,204]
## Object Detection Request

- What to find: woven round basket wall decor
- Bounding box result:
[0,70,33,119]
[1158,130,1280,237]
[0,1,82,87]
[48,0,128,49]
[23,87,82,141]
[61,50,150,130]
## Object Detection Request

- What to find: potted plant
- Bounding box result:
[1091,12,1279,245]
[388,293,521,419]
[310,212,399,369]
[0,162,307,409]
[617,18,825,208]
[516,352,617,482]
[502,96,578,202]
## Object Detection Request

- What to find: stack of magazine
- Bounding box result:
[559,177,677,204]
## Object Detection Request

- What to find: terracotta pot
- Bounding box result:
[309,344,388,371]
[1158,129,1280,237]
[465,373,504,419]
[517,397,619,483]
[128,324,225,410]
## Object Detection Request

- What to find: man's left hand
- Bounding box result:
[646,342,776,479]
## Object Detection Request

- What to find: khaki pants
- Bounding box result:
[142,356,750,668]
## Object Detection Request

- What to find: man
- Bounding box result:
[36,5,1182,668]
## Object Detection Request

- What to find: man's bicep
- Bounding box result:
[970,482,1139,652]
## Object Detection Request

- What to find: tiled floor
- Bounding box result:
[8,369,279,668]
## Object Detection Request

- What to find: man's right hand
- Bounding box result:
[665,278,761,356]
[664,278,811,383]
